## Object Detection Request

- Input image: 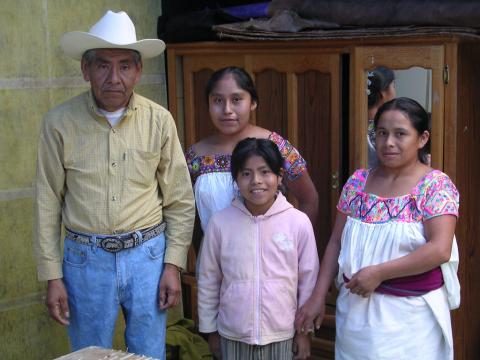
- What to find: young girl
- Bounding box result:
[296,98,460,359]
[186,66,318,234]
[198,138,320,360]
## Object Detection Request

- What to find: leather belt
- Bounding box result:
[65,222,166,253]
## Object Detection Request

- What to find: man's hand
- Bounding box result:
[208,332,221,359]
[46,278,70,326]
[293,332,311,359]
[158,263,181,310]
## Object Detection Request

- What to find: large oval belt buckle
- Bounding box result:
[101,237,124,253]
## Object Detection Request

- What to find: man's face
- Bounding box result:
[81,49,142,112]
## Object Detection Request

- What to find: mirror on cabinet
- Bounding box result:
[352,45,444,171]
[366,66,433,169]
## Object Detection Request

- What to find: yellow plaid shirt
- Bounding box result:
[35,91,195,281]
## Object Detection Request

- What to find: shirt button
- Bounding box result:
[112,196,117,201]
[112,162,117,167]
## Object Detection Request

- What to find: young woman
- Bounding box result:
[295,98,460,359]
[198,138,319,360]
[186,67,318,234]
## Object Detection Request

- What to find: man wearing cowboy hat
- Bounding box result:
[34,10,195,358]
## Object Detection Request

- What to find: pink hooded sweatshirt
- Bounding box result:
[198,192,319,345]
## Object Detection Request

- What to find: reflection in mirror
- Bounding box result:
[366,67,432,168]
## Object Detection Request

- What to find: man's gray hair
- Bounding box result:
[82,49,142,66]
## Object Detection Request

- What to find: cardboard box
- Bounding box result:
[54,346,157,359]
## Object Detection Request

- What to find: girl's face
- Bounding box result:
[236,155,282,216]
[375,109,429,168]
[208,73,257,136]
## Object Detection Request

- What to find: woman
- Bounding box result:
[295,97,460,359]
[186,66,318,232]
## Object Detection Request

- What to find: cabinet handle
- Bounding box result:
[331,171,339,190]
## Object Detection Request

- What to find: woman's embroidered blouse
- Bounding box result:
[186,132,307,184]
[337,169,459,224]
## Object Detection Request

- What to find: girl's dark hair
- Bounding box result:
[368,66,395,108]
[205,66,259,104]
[231,138,283,180]
[374,97,431,165]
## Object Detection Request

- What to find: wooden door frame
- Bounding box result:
[350,45,445,172]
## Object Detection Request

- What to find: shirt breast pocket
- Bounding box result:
[126,149,159,187]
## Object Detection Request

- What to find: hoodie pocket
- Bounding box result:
[218,280,254,338]
[262,279,296,333]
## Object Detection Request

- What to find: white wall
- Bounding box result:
[394,67,432,112]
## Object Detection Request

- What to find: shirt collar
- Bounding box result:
[87,90,138,119]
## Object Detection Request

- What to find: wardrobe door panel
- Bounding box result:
[252,54,341,360]
[252,54,342,253]
[455,42,480,360]
[297,70,332,255]
[254,69,288,136]
[191,69,216,141]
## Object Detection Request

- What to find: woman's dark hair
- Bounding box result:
[205,66,259,104]
[368,66,395,108]
[231,138,283,180]
[374,97,431,164]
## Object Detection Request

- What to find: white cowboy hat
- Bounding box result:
[60,10,165,60]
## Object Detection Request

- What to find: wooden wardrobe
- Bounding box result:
[166,35,480,360]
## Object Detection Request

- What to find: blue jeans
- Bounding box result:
[62,231,166,359]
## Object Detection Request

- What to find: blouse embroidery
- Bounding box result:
[337,169,459,223]
[185,132,307,184]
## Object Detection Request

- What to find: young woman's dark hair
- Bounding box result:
[231,138,283,180]
[374,97,431,165]
[205,66,259,104]
[368,66,395,108]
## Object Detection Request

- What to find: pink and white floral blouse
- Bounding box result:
[337,168,459,224]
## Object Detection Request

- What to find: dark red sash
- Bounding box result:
[343,267,444,297]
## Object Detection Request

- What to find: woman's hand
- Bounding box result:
[295,212,347,333]
[345,265,383,297]
[295,296,326,333]
[344,215,457,299]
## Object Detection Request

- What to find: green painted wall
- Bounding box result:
[0,1,165,359]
